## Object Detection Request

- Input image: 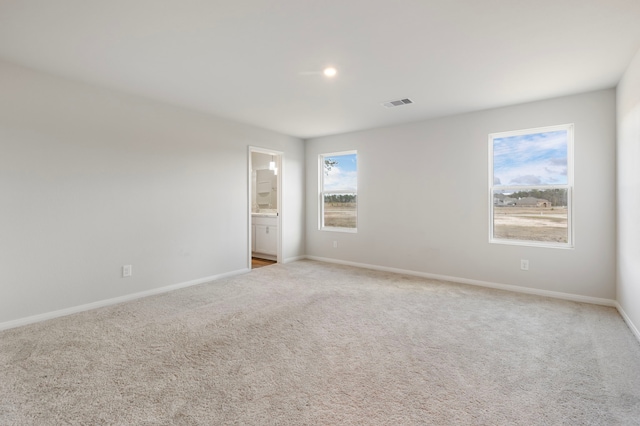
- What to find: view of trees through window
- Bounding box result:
[490,125,573,246]
[321,152,357,230]
[493,188,569,243]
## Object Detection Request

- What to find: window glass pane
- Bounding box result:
[323,153,357,192]
[321,152,357,230]
[323,193,357,228]
[493,188,568,243]
[493,130,568,187]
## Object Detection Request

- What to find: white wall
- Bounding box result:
[306,90,616,301]
[0,60,304,325]
[617,47,640,336]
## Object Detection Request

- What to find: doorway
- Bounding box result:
[248,147,282,269]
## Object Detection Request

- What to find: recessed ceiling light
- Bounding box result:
[323,67,337,77]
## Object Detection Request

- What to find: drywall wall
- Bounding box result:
[617,47,640,337]
[306,90,616,300]
[0,60,304,325]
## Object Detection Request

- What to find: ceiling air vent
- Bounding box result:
[382,98,414,108]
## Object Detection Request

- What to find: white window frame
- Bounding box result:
[319,150,358,233]
[488,124,574,249]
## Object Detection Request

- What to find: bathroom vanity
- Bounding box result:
[252,213,278,260]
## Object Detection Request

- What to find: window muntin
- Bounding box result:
[320,151,357,232]
[489,124,573,248]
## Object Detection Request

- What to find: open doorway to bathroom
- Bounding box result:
[248,147,282,269]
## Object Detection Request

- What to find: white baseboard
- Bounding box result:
[0,268,249,332]
[305,256,617,307]
[616,302,640,343]
[7,257,636,344]
[304,256,640,343]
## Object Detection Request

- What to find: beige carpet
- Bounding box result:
[1,260,639,425]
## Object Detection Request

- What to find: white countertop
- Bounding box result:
[251,210,278,217]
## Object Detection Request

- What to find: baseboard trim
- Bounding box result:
[616,302,640,343]
[305,256,617,307]
[0,268,249,331]
[4,258,631,341]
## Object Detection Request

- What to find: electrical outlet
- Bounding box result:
[520,259,529,271]
[333,241,338,248]
[122,265,132,277]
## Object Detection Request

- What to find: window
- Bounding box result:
[319,151,357,232]
[489,124,573,248]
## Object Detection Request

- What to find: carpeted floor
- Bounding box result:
[1,260,639,425]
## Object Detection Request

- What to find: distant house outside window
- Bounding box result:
[489,124,574,248]
[319,151,357,232]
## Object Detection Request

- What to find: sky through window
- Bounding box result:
[493,130,568,186]
[324,153,357,191]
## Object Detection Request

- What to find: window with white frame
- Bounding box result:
[319,151,357,231]
[489,124,573,247]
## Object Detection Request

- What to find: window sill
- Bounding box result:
[320,227,357,234]
[490,238,574,249]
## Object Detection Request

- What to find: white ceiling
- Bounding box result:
[1,0,639,139]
